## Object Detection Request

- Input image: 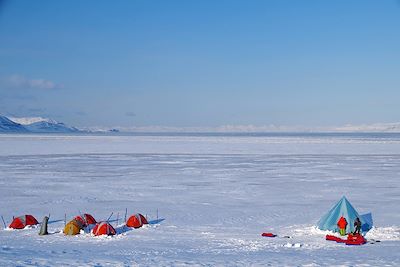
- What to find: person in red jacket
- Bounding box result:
[337,216,348,236]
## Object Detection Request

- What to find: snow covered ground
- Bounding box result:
[0,133,399,266]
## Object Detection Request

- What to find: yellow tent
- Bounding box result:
[63,219,84,235]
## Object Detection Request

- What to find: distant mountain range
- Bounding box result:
[0,115,81,133]
[88,124,400,133]
[0,116,29,132]
[2,114,400,134]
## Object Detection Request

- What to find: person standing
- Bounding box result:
[337,216,348,236]
[353,217,362,235]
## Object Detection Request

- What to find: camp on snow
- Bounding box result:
[9,215,39,229]
[317,196,373,233]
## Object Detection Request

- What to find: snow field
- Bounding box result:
[0,134,399,266]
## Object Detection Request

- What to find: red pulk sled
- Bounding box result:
[262,232,277,237]
[345,233,367,245]
[326,233,366,245]
[326,234,346,243]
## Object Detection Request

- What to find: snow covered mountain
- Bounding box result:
[0,115,28,132]
[24,120,80,133]
[9,116,55,125]
[0,115,81,133]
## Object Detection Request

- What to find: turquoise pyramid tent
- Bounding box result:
[317,196,373,233]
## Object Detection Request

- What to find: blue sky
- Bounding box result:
[0,0,399,127]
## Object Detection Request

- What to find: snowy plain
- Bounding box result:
[0,133,399,266]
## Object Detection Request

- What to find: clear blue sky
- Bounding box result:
[0,0,399,127]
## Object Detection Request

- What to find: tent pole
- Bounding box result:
[1,215,6,229]
[106,212,113,222]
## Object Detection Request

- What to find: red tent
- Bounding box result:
[92,222,116,236]
[74,214,97,226]
[126,213,148,228]
[9,215,39,229]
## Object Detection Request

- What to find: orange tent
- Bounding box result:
[63,219,84,235]
[92,222,116,236]
[126,214,148,228]
[74,214,97,226]
[9,215,39,229]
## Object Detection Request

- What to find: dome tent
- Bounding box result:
[9,215,39,229]
[126,213,148,228]
[92,221,116,236]
[74,213,96,226]
[63,219,84,235]
[317,196,373,233]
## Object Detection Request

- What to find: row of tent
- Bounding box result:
[7,196,373,238]
[8,213,149,236]
[63,213,148,236]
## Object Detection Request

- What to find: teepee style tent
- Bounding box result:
[9,215,39,229]
[317,196,373,233]
[63,219,84,235]
[126,214,148,228]
[92,222,116,236]
[360,212,373,232]
[73,214,97,226]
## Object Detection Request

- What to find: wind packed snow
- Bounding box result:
[0,133,399,266]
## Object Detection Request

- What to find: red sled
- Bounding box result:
[262,232,277,237]
[345,233,366,246]
[325,235,346,243]
[326,235,339,241]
